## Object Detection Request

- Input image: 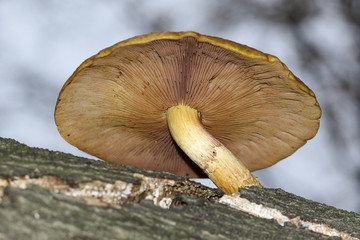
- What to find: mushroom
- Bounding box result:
[55,32,321,194]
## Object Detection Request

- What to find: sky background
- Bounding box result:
[1,0,359,213]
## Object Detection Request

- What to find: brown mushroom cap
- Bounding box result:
[55,31,321,178]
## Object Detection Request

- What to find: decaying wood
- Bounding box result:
[0,137,359,239]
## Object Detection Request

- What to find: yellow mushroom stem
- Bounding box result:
[167,104,263,194]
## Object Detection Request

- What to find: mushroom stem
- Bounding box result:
[167,104,262,194]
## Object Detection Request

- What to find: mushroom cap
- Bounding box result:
[55,31,321,178]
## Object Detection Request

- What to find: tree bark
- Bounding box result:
[0,137,359,240]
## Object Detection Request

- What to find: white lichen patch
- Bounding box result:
[0,178,9,187]
[159,197,173,209]
[219,194,358,240]
[219,194,290,226]
[0,178,9,204]
[133,173,176,209]
[1,174,177,209]
[63,180,135,208]
[296,220,358,240]
[8,175,31,189]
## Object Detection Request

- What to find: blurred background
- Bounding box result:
[0,0,359,213]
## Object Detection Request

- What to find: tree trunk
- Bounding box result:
[0,137,359,239]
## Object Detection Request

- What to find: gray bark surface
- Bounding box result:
[0,137,359,239]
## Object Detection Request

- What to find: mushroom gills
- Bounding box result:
[166,104,262,194]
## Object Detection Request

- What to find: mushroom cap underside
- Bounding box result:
[55,32,321,178]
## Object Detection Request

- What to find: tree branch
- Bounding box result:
[0,137,359,239]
